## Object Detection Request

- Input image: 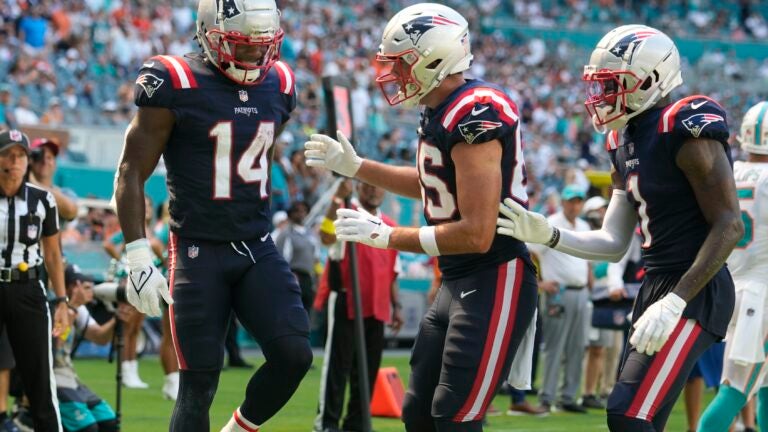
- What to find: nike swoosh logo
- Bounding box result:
[142,61,155,68]
[131,267,153,295]
[471,106,489,116]
[690,101,706,110]
[260,233,270,242]
[368,219,382,226]
[460,289,477,299]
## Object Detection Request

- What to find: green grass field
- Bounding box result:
[75,354,714,431]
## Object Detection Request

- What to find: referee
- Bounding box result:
[0,129,69,431]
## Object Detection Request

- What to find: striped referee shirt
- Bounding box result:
[0,183,59,269]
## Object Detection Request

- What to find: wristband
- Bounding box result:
[320,217,336,235]
[546,227,560,248]
[419,226,441,256]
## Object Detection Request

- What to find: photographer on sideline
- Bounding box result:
[55,265,119,432]
[0,129,69,431]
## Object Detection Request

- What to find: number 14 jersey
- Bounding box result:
[418,79,529,280]
[133,53,296,242]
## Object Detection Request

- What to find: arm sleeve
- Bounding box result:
[42,191,59,236]
[552,189,637,262]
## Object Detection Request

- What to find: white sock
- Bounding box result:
[221,407,259,432]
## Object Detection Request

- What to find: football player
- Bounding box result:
[304,4,538,431]
[496,25,743,431]
[698,101,768,432]
[114,1,312,431]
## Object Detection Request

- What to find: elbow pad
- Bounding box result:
[553,190,636,262]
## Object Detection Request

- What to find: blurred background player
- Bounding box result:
[698,101,768,431]
[497,24,743,432]
[114,0,312,431]
[305,4,538,431]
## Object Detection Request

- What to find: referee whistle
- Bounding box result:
[17,262,28,272]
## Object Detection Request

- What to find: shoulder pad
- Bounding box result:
[658,95,729,141]
[441,87,519,145]
[273,61,296,96]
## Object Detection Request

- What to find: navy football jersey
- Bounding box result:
[134,54,296,241]
[419,79,529,279]
[608,95,731,273]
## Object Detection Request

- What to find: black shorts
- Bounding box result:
[168,234,309,371]
[607,269,726,428]
[405,257,538,423]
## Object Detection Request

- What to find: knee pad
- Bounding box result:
[263,335,313,378]
[607,414,655,432]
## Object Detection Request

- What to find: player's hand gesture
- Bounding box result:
[334,208,392,249]
[304,131,362,178]
[125,239,173,317]
[629,293,686,355]
[497,198,555,245]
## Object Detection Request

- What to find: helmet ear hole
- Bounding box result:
[425,59,442,70]
[640,77,653,90]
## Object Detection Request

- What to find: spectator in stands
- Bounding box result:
[313,179,403,432]
[55,265,119,432]
[18,5,48,53]
[0,85,15,129]
[12,96,38,126]
[40,97,64,126]
[29,138,78,223]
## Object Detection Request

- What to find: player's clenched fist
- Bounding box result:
[125,238,173,317]
[304,130,362,178]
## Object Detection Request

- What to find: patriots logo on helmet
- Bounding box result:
[216,0,242,23]
[402,15,460,45]
[136,73,165,98]
[609,31,657,59]
[458,120,503,144]
[682,113,724,138]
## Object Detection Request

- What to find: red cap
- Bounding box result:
[30,138,59,156]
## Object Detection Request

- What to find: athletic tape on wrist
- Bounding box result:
[419,226,441,256]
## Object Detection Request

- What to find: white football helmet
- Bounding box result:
[196,0,283,85]
[583,24,683,131]
[376,3,472,106]
[739,101,768,155]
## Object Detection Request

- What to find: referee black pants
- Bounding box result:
[0,279,61,431]
[315,291,384,432]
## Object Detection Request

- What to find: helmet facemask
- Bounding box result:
[583,67,645,131]
[202,26,283,86]
[375,50,425,106]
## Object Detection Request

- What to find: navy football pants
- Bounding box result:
[403,258,538,431]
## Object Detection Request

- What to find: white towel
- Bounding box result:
[507,310,537,390]
[729,281,767,365]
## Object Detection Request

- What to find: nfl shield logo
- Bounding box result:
[188,245,199,259]
[27,224,38,240]
[9,130,22,141]
[627,142,635,156]
[238,90,248,103]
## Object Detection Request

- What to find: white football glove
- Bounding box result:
[629,293,686,355]
[334,208,392,249]
[125,239,173,317]
[497,198,555,245]
[304,131,362,178]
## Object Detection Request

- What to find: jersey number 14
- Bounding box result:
[210,121,274,200]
